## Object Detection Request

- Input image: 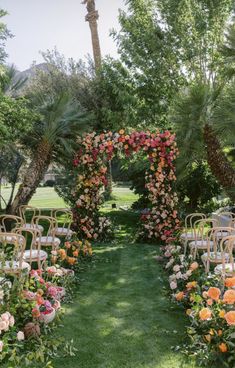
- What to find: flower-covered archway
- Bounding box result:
[72,129,180,242]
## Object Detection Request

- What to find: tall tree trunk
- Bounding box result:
[204,124,235,202]
[7,140,51,215]
[83,0,102,70]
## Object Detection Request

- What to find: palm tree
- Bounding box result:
[8,93,91,214]
[82,0,101,70]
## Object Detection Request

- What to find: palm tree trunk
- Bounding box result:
[204,124,235,202]
[83,0,101,70]
[7,140,51,215]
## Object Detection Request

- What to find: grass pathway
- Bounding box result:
[55,232,197,368]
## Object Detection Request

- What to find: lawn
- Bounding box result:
[0,184,138,209]
[54,211,197,368]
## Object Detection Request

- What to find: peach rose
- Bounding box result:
[223,290,235,304]
[202,291,208,299]
[207,299,213,306]
[175,292,184,301]
[207,287,221,301]
[219,343,228,353]
[189,262,199,271]
[224,311,235,326]
[199,308,212,321]
[225,277,235,288]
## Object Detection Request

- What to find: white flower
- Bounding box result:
[176,272,182,279]
[169,274,176,282]
[9,316,14,327]
[170,281,177,290]
[17,331,25,341]
[0,341,3,352]
[173,264,180,272]
[186,270,192,277]
[0,289,4,300]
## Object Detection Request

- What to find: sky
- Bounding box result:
[1,0,125,71]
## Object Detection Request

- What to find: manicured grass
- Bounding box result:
[55,212,197,368]
[101,185,139,210]
[0,186,66,208]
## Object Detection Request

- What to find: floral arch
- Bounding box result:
[72,129,180,242]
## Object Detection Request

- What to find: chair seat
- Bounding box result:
[54,227,73,236]
[23,223,44,232]
[214,263,235,275]
[0,235,24,244]
[189,240,214,249]
[180,232,194,240]
[23,249,48,261]
[0,260,30,272]
[201,252,230,263]
[36,236,61,247]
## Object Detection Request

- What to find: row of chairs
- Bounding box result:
[0,206,74,276]
[180,212,235,276]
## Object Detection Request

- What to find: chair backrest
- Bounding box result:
[192,218,218,242]
[0,215,24,232]
[184,213,206,230]
[207,227,235,257]
[53,209,72,230]
[15,227,41,264]
[32,215,57,238]
[19,205,39,223]
[0,232,26,274]
[219,235,235,276]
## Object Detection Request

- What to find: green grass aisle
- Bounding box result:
[55,238,197,368]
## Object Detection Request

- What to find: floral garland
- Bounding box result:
[72,129,180,242]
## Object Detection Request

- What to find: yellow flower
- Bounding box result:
[219,310,226,318]
[204,334,211,343]
[119,129,125,135]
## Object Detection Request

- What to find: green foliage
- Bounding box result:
[0,8,12,65]
[176,161,222,213]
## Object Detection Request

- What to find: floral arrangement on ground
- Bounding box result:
[157,241,235,367]
[0,236,93,368]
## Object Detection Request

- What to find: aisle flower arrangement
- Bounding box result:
[72,129,180,242]
[159,241,235,367]
[0,238,93,368]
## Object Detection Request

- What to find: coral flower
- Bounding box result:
[224,311,235,326]
[219,343,228,353]
[67,257,76,265]
[189,262,199,271]
[32,308,40,318]
[225,277,235,288]
[73,250,79,257]
[175,292,184,301]
[207,287,221,301]
[207,299,213,306]
[223,289,235,304]
[199,308,212,321]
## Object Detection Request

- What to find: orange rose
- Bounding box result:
[36,296,44,306]
[58,249,67,260]
[190,262,199,271]
[207,287,221,301]
[217,330,223,336]
[175,292,184,301]
[199,308,212,321]
[219,310,226,318]
[224,311,235,326]
[225,277,235,288]
[67,257,76,265]
[73,250,79,257]
[223,290,235,304]
[219,343,228,353]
